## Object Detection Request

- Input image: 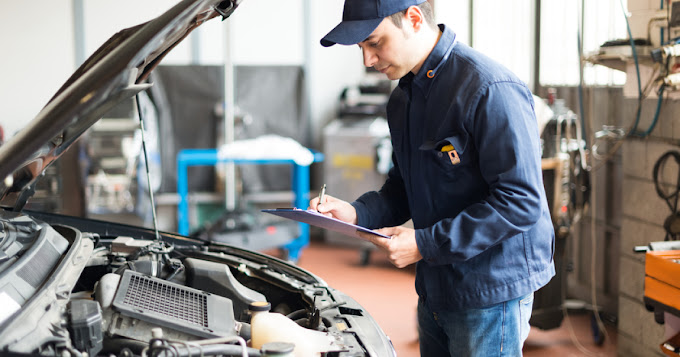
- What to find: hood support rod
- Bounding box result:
[135,92,161,242]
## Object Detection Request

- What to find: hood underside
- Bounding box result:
[0,0,239,211]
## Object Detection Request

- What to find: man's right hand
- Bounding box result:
[309,194,358,224]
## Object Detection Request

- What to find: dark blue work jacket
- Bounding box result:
[352,25,555,311]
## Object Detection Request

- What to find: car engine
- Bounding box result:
[0,211,394,356]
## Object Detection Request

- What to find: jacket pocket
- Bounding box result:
[419,134,468,173]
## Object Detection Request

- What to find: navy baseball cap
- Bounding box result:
[320,0,427,47]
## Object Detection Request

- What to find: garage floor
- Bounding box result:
[290,239,619,357]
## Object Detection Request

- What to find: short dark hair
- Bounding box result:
[388,2,436,30]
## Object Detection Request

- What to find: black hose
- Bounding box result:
[101,338,148,355]
[238,322,252,340]
[285,309,308,321]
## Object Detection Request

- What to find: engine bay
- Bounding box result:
[0,211,393,356]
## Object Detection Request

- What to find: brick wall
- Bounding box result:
[545,85,678,356]
[615,0,680,353]
[618,100,680,356]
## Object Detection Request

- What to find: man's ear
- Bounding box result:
[404,5,425,31]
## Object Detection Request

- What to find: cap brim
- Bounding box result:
[320,17,384,47]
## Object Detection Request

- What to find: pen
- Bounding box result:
[318,184,326,209]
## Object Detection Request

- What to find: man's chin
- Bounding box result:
[383,68,408,80]
[381,70,398,80]
[386,72,404,80]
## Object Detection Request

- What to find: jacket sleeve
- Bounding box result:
[415,81,547,265]
[351,152,412,229]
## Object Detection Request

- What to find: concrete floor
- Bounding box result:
[292,239,619,357]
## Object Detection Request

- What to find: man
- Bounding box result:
[311,0,555,356]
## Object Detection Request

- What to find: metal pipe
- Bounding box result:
[224,19,236,211]
[72,0,85,66]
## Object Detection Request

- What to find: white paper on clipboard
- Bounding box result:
[261,208,391,241]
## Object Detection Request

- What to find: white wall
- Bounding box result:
[82,0,308,65]
[307,0,366,145]
[230,0,305,65]
[82,0,186,62]
[0,0,75,138]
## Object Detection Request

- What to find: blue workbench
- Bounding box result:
[177,148,323,261]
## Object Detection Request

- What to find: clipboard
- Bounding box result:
[261,208,391,241]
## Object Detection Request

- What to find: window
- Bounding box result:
[472,0,534,86]
[540,0,627,86]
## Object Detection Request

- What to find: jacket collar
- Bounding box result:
[398,24,457,98]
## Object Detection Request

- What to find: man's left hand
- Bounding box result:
[361,226,422,268]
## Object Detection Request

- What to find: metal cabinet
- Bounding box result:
[322,118,391,255]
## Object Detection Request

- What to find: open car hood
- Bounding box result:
[0,0,240,211]
[0,3,398,355]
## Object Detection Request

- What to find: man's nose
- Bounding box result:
[362,48,377,68]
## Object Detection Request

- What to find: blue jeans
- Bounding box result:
[417,293,534,357]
